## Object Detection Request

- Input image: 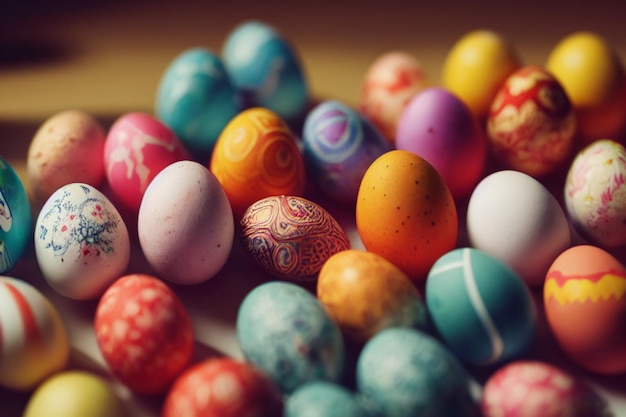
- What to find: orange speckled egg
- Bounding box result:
[317,249,428,343]
[544,245,626,374]
[356,150,458,283]
[209,107,306,219]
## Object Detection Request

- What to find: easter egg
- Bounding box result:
[441,30,521,119]
[395,87,487,200]
[466,170,570,286]
[94,273,194,394]
[302,100,391,204]
[356,327,478,417]
[210,107,306,220]
[317,249,428,342]
[487,65,576,177]
[0,276,69,391]
[104,112,190,212]
[359,51,429,143]
[544,245,626,374]
[564,139,626,248]
[240,195,350,282]
[236,281,345,394]
[23,371,124,417]
[162,357,283,417]
[356,149,458,283]
[285,381,372,417]
[426,247,536,365]
[222,20,308,122]
[155,47,242,159]
[34,183,130,300]
[27,109,106,205]
[0,157,31,274]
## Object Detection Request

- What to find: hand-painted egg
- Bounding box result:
[356,327,478,417]
[302,100,391,204]
[395,87,487,200]
[94,273,194,394]
[481,361,608,417]
[104,112,190,212]
[240,195,350,282]
[426,247,536,366]
[23,371,125,417]
[210,107,306,220]
[356,150,458,283]
[487,65,576,177]
[222,20,308,122]
[544,245,626,374]
[285,381,372,417]
[163,358,283,417]
[138,160,234,285]
[317,249,428,342]
[27,109,106,205]
[466,170,570,286]
[34,183,130,300]
[0,276,69,391]
[359,51,429,144]
[564,139,626,248]
[236,281,345,394]
[155,47,242,159]
[0,157,31,274]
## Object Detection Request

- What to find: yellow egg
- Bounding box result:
[441,30,521,120]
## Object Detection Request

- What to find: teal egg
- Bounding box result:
[285,381,373,417]
[0,158,31,273]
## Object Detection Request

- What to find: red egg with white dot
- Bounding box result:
[94,273,194,394]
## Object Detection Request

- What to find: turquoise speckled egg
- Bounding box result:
[0,157,31,273]
[236,281,345,394]
[426,247,536,366]
[285,381,373,417]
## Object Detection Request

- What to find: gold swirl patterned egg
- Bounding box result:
[240,195,351,282]
[210,107,306,220]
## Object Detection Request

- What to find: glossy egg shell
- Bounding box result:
[285,381,371,417]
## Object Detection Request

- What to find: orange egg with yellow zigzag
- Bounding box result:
[544,244,626,374]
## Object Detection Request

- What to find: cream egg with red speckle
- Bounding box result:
[94,273,194,394]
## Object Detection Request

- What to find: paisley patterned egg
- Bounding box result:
[240,195,350,282]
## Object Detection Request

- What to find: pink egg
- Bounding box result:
[104,112,190,212]
[94,273,194,394]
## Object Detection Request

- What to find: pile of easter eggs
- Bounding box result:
[2,18,626,417]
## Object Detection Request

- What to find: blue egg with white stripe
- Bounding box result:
[426,247,536,366]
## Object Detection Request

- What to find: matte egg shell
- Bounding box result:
[94,274,194,394]
[163,357,283,417]
[466,170,570,286]
[317,249,428,342]
[34,183,130,300]
[27,109,106,204]
[138,160,234,285]
[210,107,306,220]
[285,381,372,417]
[359,51,429,143]
[544,245,626,374]
[481,361,607,417]
[23,371,124,417]
[236,281,345,394]
[395,87,487,200]
[426,247,536,365]
[356,149,458,283]
[222,20,308,122]
[302,100,391,204]
[0,157,31,274]
[487,65,576,177]
[0,276,69,391]
[564,139,626,248]
[356,327,478,417]
[104,112,190,212]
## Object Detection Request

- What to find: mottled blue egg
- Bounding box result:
[426,247,536,366]
[285,381,373,417]
[0,158,31,273]
[302,100,391,203]
[222,20,308,122]
[357,327,478,417]
[236,281,345,394]
[155,47,241,159]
